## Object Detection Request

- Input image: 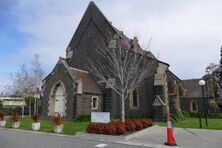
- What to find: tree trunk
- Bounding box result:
[29,99,31,116]
[121,95,125,122]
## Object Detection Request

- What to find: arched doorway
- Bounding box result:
[54,85,65,114]
[48,81,66,116]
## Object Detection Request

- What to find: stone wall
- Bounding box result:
[41,61,75,119]
[75,94,103,116]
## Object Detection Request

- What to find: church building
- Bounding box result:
[41,1,220,120]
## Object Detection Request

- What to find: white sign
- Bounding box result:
[91,112,110,123]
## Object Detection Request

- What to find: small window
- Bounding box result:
[133,90,138,107]
[192,102,196,111]
[129,89,139,110]
[91,96,99,109]
[190,101,197,112]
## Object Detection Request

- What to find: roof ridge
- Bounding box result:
[69,67,89,73]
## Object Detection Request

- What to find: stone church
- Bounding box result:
[41,1,221,120]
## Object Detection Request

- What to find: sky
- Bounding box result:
[0,0,222,90]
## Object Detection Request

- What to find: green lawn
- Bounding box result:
[4,117,222,135]
[5,117,88,135]
[155,118,222,130]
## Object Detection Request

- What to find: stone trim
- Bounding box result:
[48,80,67,116]
[91,96,99,109]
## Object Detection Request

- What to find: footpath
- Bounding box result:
[75,125,222,148]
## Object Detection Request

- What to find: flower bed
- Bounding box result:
[87,118,153,135]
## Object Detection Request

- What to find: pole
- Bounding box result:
[22,105,24,118]
[34,97,36,114]
[36,99,38,113]
[201,86,208,127]
[198,96,202,128]
[29,98,31,116]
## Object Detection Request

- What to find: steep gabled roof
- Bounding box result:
[43,57,102,94]
[68,1,115,48]
[67,1,159,61]
[69,67,102,94]
[182,79,203,98]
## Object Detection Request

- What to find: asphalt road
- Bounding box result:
[0,128,147,148]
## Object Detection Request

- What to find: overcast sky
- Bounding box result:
[0,0,222,90]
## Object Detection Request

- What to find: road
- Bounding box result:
[0,128,147,148]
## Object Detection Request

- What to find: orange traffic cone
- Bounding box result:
[165,119,177,146]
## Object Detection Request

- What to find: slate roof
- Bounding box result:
[182,79,203,98]
[43,57,102,95]
[68,1,159,61]
[69,67,102,94]
[182,78,216,99]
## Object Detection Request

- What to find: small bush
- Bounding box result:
[52,113,64,126]
[10,112,21,122]
[135,121,143,130]
[0,107,21,114]
[74,114,91,122]
[171,114,179,122]
[126,121,136,131]
[32,113,40,122]
[0,112,5,121]
[104,123,116,135]
[182,111,190,118]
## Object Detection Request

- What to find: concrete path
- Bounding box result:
[121,126,222,148]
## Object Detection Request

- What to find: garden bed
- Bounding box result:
[87,118,153,135]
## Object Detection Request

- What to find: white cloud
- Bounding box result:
[3,0,222,82]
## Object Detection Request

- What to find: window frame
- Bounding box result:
[91,96,99,109]
[129,89,139,110]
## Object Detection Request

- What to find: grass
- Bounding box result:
[3,117,221,135]
[155,118,222,130]
[4,117,89,135]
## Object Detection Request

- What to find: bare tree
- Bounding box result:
[11,54,44,95]
[11,64,33,96]
[31,54,44,89]
[11,54,44,115]
[88,35,156,122]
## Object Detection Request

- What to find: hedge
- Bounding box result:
[87,118,153,135]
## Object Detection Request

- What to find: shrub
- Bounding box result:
[10,112,21,122]
[74,114,91,122]
[126,121,136,131]
[104,123,116,135]
[86,123,95,133]
[32,113,41,123]
[52,113,64,126]
[139,119,153,128]
[0,107,21,114]
[87,118,153,135]
[135,120,143,130]
[181,111,190,118]
[171,114,179,122]
[0,112,5,121]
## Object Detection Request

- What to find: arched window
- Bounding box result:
[133,90,138,107]
[129,89,139,110]
[190,101,197,112]
[192,102,196,111]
